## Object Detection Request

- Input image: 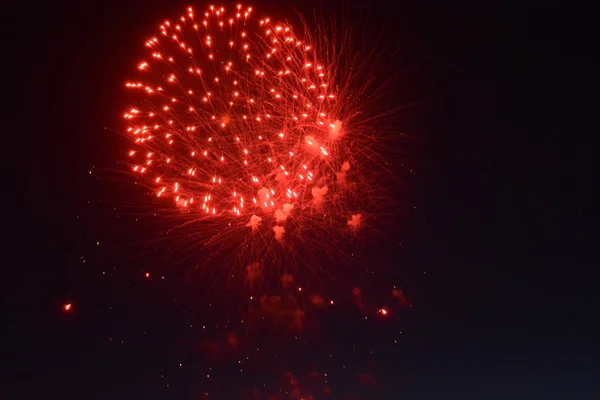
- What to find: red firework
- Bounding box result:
[122,4,397,285]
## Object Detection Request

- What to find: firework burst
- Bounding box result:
[122,4,400,288]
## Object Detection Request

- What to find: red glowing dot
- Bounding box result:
[379,308,388,315]
[145,272,150,278]
[63,303,72,311]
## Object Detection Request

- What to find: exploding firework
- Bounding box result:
[122,4,399,287]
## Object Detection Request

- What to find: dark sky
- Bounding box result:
[6,1,597,399]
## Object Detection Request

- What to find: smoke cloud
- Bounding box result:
[347,213,362,231]
[274,203,294,223]
[273,225,285,241]
[311,185,329,205]
[246,215,262,230]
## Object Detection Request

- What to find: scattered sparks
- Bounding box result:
[121,4,395,283]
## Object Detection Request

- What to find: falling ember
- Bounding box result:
[63,303,72,312]
[121,3,396,284]
[378,308,388,316]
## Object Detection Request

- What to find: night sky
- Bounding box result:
[6,1,597,399]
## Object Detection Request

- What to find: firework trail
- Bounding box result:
[122,4,396,284]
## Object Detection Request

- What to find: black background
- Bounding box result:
[5,1,597,399]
